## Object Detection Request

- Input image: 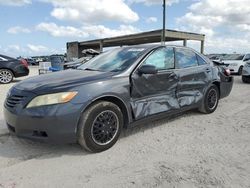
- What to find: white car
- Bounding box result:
[222,54,250,75]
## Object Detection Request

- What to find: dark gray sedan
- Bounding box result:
[4,45,233,152]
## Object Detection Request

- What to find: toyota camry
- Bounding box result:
[4,45,233,152]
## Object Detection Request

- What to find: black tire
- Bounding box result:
[0,69,14,84]
[238,66,243,75]
[242,76,250,83]
[199,85,219,114]
[78,101,123,152]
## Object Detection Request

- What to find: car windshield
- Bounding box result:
[221,54,244,60]
[78,48,146,72]
[0,55,14,61]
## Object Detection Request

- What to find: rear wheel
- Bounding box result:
[0,69,14,84]
[242,76,250,83]
[199,85,219,114]
[78,101,123,152]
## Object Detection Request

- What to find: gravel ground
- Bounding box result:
[0,67,249,188]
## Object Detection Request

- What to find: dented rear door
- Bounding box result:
[175,48,210,107]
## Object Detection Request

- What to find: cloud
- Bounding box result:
[40,0,139,23]
[36,22,140,38]
[127,0,179,6]
[146,17,158,23]
[36,22,89,38]
[0,0,31,6]
[7,45,21,51]
[27,44,48,53]
[175,0,250,53]
[83,24,141,38]
[7,26,31,34]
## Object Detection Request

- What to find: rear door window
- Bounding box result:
[176,48,198,69]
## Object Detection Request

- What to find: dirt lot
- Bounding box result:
[0,67,249,188]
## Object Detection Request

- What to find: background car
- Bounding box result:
[24,58,38,66]
[64,56,92,69]
[221,54,250,75]
[64,49,100,70]
[0,54,29,84]
[242,61,250,83]
[4,45,233,152]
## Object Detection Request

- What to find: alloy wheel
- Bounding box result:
[207,88,218,110]
[91,110,119,146]
[0,70,13,84]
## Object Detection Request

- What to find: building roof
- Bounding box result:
[76,29,205,49]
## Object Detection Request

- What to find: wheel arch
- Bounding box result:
[212,81,221,98]
[82,95,130,128]
[0,68,15,76]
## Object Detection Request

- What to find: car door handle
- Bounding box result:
[206,68,211,73]
[168,73,178,80]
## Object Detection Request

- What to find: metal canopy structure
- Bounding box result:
[67,29,205,60]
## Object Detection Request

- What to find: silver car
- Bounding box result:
[242,61,250,83]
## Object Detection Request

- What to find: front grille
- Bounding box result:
[5,95,26,108]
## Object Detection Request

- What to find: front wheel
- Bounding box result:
[78,101,123,152]
[0,69,14,84]
[242,76,250,83]
[199,85,219,114]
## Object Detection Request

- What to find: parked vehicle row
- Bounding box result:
[208,53,250,84]
[4,45,233,152]
[222,54,250,75]
[0,54,29,84]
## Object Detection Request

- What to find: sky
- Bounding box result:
[0,0,250,57]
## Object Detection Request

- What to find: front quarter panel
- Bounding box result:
[71,76,133,122]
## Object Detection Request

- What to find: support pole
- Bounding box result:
[99,40,103,53]
[161,0,166,45]
[183,39,187,47]
[201,40,204,54]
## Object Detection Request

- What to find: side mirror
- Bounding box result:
[243,58,250,62]
[138,65,158,75]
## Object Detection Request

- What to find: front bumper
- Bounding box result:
[227,65,239,74]
[4,102,83,144]
[219,75,234,99]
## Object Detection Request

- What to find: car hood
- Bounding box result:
[14,69,115,93]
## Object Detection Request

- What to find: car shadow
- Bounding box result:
[0,109,200,165]
[12,79,22,83]
[121,110,200,139]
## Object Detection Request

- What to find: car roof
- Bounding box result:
[120,44,199,52]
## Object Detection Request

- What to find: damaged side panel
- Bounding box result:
[130,71,180,120]
[175,65,210,107]
[130,93,180,120]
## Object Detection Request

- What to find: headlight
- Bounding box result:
[26,92,78,108]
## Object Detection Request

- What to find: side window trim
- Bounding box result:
[196,54,208,66]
